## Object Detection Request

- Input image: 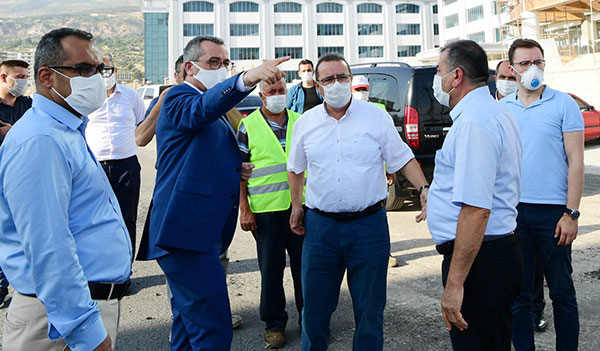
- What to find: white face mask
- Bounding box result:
[432,69,456,108]
[265,94,286,114]
[191,61,227,90]
[322,81,352,108]
[103,74,117,90]
[513,64,544,91]
[496,79,518,97]
[352,91,369,102]
[51,69,107,116]
[5,76,29,97]
[300,71,313,83]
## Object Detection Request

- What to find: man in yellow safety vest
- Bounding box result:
[237,78,304,349]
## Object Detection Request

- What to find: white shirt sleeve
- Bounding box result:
[378,110,414,173]
[236,72,256,92]
[133,89,147,125]
[287,116,307,174]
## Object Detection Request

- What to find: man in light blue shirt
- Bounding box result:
[500,39,584,351]
[426,40,523,351]
[0,28,131,351]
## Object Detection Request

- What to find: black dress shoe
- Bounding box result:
[533,313,548,332]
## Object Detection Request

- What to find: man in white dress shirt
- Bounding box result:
[287,53,429,351]
[86,55,147,258]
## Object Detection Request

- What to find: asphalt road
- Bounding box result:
[2,140,600,351]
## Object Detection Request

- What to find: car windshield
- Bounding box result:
[236,95,263,107]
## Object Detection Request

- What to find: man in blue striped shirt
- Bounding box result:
[0,28,131,351]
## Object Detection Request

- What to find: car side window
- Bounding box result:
[571,96,587,111]
[366,74,401,112]
[416,73,447,116]
[144,88,155,100]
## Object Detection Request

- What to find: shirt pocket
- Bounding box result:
[432,149,453,190]
[350,135,379,166]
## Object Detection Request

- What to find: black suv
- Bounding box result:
[351,62,496,210]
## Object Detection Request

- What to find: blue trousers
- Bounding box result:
[512,203,579,351]
[301,207,390,351]
[158,249,232,351]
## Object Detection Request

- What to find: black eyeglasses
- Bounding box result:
[318,74,351,86]
[194,58,235,71]
[48,63,107,78]
[515,59,545,69]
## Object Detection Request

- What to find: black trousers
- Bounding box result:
[441,235,523,351]
[101,155,141,258]
[252,208,304,331]
[532,253,546,317]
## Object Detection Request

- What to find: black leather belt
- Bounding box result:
[99,155,136,166]
[311,200,385,221]
[435,232,515,256]
[22,281,130,300]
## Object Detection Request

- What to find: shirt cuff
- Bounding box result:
[64,311,108,351]
[236,72,255,92]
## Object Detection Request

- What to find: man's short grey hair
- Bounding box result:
[183,36,225,62]
[34,28,93,86]
[259,77,286,93]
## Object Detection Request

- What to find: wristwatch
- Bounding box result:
[419,184,430,195]
[564,208,580,220]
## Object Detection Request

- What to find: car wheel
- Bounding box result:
[385,185,405,211]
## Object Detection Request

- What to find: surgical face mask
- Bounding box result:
[51,69,107,116]
[352,91,369,102]
[432,69,456,107]
[513,64,544,91]
[5,76,29,97]
[496,79,518,97]
[265,94,286,114]
[322,81,352,108]
[103,73,117,90]
[300,71,313,83]
[191,61,227,90]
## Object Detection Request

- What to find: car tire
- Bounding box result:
[386,185,405,211]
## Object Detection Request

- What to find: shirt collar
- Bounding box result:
[184,81,203,94]
[32,93,84,131]
[320,97,356,120]
[449,86,490,122]
[505,85,554,108]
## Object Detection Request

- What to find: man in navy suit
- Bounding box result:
[137,35,289,350]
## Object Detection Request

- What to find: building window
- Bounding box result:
[318,46,344,57]
[445,13,459,28]
[316,2,343,13]
[275,47,303,59]
[397,23,420,35]
[434,23,439,35]
[467,5,484,22]
[230,47,260,60]
[184,23,214,36]
[183,1,214,12]
[358,24,383,35]
[274,23,302,36]
[144,12,169,84]
[274,2,302,12]
[229,1,259,12]
[468,31,485,43]
[356,3,382,13]
[358,46,383,58]
[282,70,298,83]
[317,24,344,36]
[230,24,259,36]
[492,1,498,15]
[396,4,419,13]
[495,28,500,42]
[433,4,438,14]
[397,45,421,57]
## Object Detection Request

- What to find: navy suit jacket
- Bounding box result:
[137,75,252,260]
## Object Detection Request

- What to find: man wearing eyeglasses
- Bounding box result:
[287,53,429,350]
[0,28,132,351]
[86,55,146,260]
[137,35,290,350]
[500,39,584,351]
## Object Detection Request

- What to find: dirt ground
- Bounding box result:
[1,140,599,351]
